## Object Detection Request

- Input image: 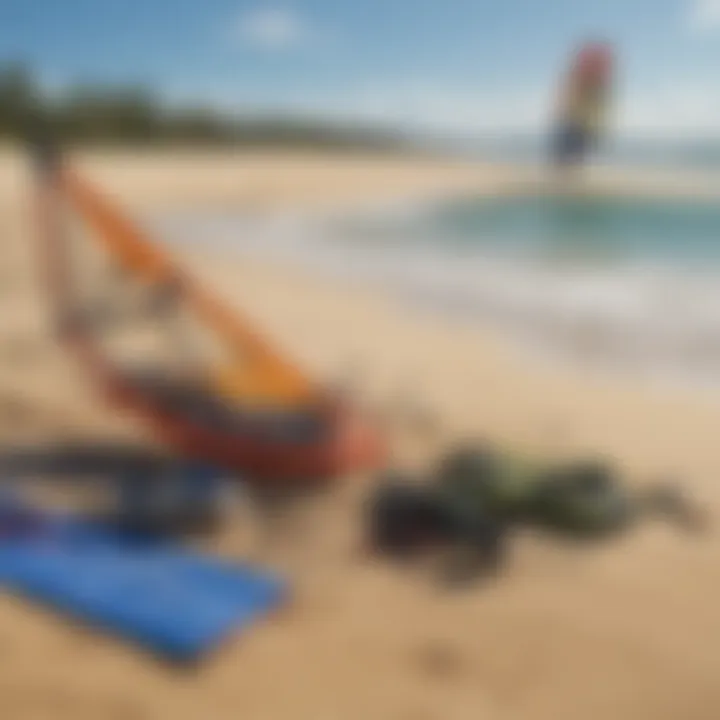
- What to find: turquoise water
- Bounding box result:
[432,193,720,266]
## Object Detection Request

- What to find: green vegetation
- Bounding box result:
[0,63,407,151]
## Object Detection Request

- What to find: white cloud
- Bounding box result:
[688,0,720,32]
[235,7,309,50]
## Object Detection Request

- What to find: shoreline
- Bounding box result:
[148,186,720,406]
[174,235,720,404]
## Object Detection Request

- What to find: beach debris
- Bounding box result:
[112,461,231,536]
[365,465,507,587]
[365,442,708,586]
[639,480,710,534]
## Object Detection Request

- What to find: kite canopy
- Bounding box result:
[574,42,613,82]
[551,41,615,166]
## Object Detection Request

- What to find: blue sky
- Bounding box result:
[1,0,720,137]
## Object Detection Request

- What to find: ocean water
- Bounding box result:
[448,135,720,171]
[149,190,720,390]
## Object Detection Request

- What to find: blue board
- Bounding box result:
[0,497,286,661]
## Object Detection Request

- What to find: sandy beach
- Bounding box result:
[0,146,719,720]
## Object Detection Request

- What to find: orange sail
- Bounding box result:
[34,148,385,485]
[61,170,314,407]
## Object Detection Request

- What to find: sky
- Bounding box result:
[1,0,720,138]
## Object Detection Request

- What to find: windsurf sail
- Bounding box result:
[33,145,385,484]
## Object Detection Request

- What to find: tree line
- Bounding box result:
[0,64,406,150]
